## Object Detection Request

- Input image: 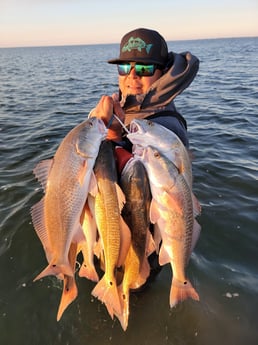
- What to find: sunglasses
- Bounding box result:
[117,62,159,77]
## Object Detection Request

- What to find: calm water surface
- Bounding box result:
[0,37,258,345]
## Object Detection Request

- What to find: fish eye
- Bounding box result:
[153,150,160,158]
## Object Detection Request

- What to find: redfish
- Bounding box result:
[127,119,201,217]
[31,116,107,281]
[137,145,200,308]
[91,140,131,317]
[117,158,154,330]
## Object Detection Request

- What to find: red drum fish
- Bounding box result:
[31,116,107,281]
[137,145,200,308]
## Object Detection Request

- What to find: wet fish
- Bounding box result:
[117,158,154,330]
[91,140,131,317]
[127,118,201,216]
[78,198,99,282]
[137,145,200,308]
[128,119,192,187]
[31,116,107,281]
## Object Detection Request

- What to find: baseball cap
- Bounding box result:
[108,28,168,66]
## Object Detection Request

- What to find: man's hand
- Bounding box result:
[91,94,125,141]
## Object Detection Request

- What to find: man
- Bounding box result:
[91,27,199,286]
[91,27,199,149]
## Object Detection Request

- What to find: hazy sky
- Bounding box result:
[1,0,257,48]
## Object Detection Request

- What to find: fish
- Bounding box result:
[31,116,107,281]
[127,118,201,217]
[78,198,99,283]
[91,140,131,317]
[117,157,154,330]
[136,145,200,308]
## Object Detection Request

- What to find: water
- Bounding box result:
[0,37,257,345]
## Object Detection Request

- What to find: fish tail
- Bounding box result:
[79,262,99,282]
[33,262,74,281]
[169,277,199,308]
[57,275,78,321]
[117,286,129,331]
[91,275,122,315]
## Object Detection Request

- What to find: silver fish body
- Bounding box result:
[128,118,193,188]
[128,118,201,217]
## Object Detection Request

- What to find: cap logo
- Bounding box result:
[122,36,153,54]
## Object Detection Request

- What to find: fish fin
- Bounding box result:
[56,242,78,320]
[190,219,201,255]
[79,261,99,282]
[33,159,53,192]
[78,159,88,186]
[34,262,74,281]
[88,171,98,197]
[93,238,102,259]
[145,229,156,256]
[91,275,122,316]
[78,241,99,282]
[192,193,202,217]
[117,217,131,267]
[87,193,96,214]
[158,244,171,266]
[116,286,129,331]
[162,192,183,216]
[138,256,150,285]
[105,302,114,320]
[30,198,52,260]
[73,224,86,244]
[149,199,160,224]
[57,275,78,321]
[170,277,199,308]
[115,183,126,211]
[153,224,162,254]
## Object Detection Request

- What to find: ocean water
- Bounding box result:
[0,37,257,345]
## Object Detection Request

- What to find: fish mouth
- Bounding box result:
[129,121,145,134]
[129,122,139,133]
[97,118,108,136]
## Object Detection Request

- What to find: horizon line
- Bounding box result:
[0,34,257,50]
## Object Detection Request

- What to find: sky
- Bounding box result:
[1,0,258,48]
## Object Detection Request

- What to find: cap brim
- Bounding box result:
[108,57,164,65]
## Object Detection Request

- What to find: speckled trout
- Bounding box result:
[31,116,107,281]
[137,145,200,308]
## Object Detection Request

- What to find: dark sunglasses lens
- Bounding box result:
[117,63,156,76]
[135,64,155,76]
[117,64,131,75]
